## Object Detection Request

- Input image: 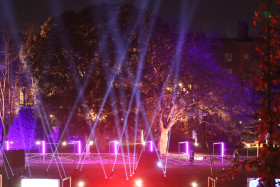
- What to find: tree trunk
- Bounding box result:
[158,128,169,154]
[1,127,6,148]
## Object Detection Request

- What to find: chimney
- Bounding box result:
[238,20,249,40]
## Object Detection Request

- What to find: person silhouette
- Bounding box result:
[189,150,194,165]
[233,149,239,163]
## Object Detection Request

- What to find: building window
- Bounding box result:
[19,90,23,105]
[225,53,232,62]
[244,53,251,61]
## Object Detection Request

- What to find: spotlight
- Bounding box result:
[89,141,94,146]
[62,141,67,146]
[77,181,85,187]
[194,142,199,147]
[191,182,198,187]
[135,179,142,187]
[36,141,41,145]
[50,114,54,118]
[157,162,162,168]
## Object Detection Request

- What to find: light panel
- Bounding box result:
[5,141,9,150]
[21,179,60,187]
[77,141,81,154]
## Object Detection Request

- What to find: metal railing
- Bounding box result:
[0,152,256,165]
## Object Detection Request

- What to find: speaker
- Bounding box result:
[3,150,25,167]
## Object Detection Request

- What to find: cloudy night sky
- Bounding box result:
[0,0,260,37]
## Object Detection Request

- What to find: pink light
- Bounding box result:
[186,142,189,155]
[41,141,46,154]
[5,141,9,150]
[77,141,81,154]
[221,142,224,157]
[114,141,119,154]
[149,141,153,152]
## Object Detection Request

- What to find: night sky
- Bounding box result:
[0,0,259,37]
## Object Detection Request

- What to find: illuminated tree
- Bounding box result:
[143,30,254,154]
[7,107,38,150]
[24,4,149,146]
[249,0,280,185]
[0,29,20,146]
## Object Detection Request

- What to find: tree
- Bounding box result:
[226,1,280,185]
[143,30,254,154]
[7,107,38,151]
[0,29,20,146]
[23,4,150,148]
[252,0,280,185]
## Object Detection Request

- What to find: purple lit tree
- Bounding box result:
[143,31,255,154]
[7,107,38,150]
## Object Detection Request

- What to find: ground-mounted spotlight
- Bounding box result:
[191,182,198,187]
[89,140,94,146]
[76,141,81,154]
[36,141,41,145]
[41,141,46,154]
[62,141,67,146]
[5,141,10,150]
[135,179,142,187]
[157,161,163,168]
[77,181,85,187]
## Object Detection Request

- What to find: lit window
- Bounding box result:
[225,53,232,62]
[244,53,251,61]
[19,89,24,105]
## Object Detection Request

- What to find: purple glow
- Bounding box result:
[41,141,45,154]
[5,141,9,150]
[179,141,189,155]
[213,142,224,157]
[7,107,37,150]
[77,141,81,154]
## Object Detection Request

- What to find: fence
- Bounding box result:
[0,152,256,166]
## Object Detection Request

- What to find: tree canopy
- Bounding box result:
[23,3,255,154]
